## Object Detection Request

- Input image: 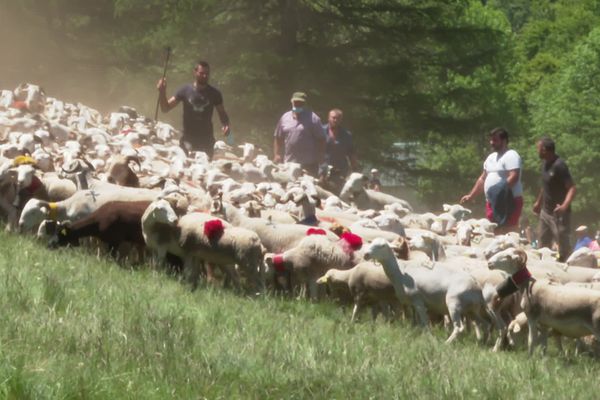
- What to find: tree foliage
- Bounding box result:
[3,0,600,218]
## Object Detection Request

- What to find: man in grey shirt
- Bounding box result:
[273,92,326,177]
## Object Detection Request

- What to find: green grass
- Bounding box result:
[0,230,598,399]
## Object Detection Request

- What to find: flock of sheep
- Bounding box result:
[2,83,600,357]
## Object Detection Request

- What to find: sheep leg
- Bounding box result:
[351,303,361,323]
[527,318,539,356]
[537,327,549,356]
[412,300,430,329]
[223,264,241,292]
[445,301,465,344]
[308,280,319,301]
[183,257,202,291]
[485,305,507,352]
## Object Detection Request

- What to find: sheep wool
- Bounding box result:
[204,219,225,241]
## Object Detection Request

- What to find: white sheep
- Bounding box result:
[339,173,412,211]
[364,238,504,345]
[264,232,364,300]
[567,247,598,268]
[317,262,399,322]
[142,199,265,292]
[488,247,600,355]
[211,198,338,253]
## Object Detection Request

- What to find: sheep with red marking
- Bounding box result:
[141,198,265,293]
[264,231,365,300]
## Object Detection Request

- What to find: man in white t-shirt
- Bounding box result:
[460,128,523,234]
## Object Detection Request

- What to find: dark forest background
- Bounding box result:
[3,0,600,225]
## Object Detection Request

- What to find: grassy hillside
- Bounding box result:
[0,231,599,399]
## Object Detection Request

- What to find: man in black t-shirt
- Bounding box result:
[157,60,230,158]
[532,137,577,262]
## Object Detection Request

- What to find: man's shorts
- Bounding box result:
[485,196,523,228]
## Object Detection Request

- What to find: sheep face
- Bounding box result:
[487,248,527,275]
[442,203,472,221]
[363,238,394,263]
[19,198,49,232]
[339,173,368,201]
[566,247,598,268]
[145,199,178,226]
[47,221,79,248]
[483,235,519,259]
[15,164,36,191]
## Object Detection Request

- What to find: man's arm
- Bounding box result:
[273,136,284,163]
[555,183,576,214]
[215,104,230,135]
[460,171,487,204]
[506,169,519,188]
[156,78,179,113]
[533,188,543,214]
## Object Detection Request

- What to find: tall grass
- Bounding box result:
[0,230,598,399]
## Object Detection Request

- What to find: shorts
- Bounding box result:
[485,196,523,227]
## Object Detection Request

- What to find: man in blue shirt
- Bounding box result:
[273,92,326,177]
[323,108,359,178]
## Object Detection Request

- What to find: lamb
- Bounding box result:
[263,231,364,300]
[142,199,265,292]
[339,173,412,211]
[487,247,600,355]
[316,262,399,322]
[45,200,152,259]
[364,238,504,345]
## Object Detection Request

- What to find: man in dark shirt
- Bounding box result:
[157,60,230,158]
[323,109,358,177]
[532,137,576,262]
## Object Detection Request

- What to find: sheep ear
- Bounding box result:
[443,204,451,211]
[515,249,528,267]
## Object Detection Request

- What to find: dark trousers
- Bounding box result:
[539,209,571,262]
[301,163,319,178]
[180,138,214,159]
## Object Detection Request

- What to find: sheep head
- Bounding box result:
[144,199,179,226]
[363,238,394,263]
[487,248,528,275]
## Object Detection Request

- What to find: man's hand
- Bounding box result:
[532,201,541,215]
[157,78,167,92]
[221,124,230,136]
[273,154,282,164]
[460,194,472,204]
[554,203,568,215]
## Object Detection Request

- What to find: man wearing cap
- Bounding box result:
[323,108,359,177]
[369,168,381,191]
[573,226,592,251]
[533,136,576,262]
[274,92,326,177]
